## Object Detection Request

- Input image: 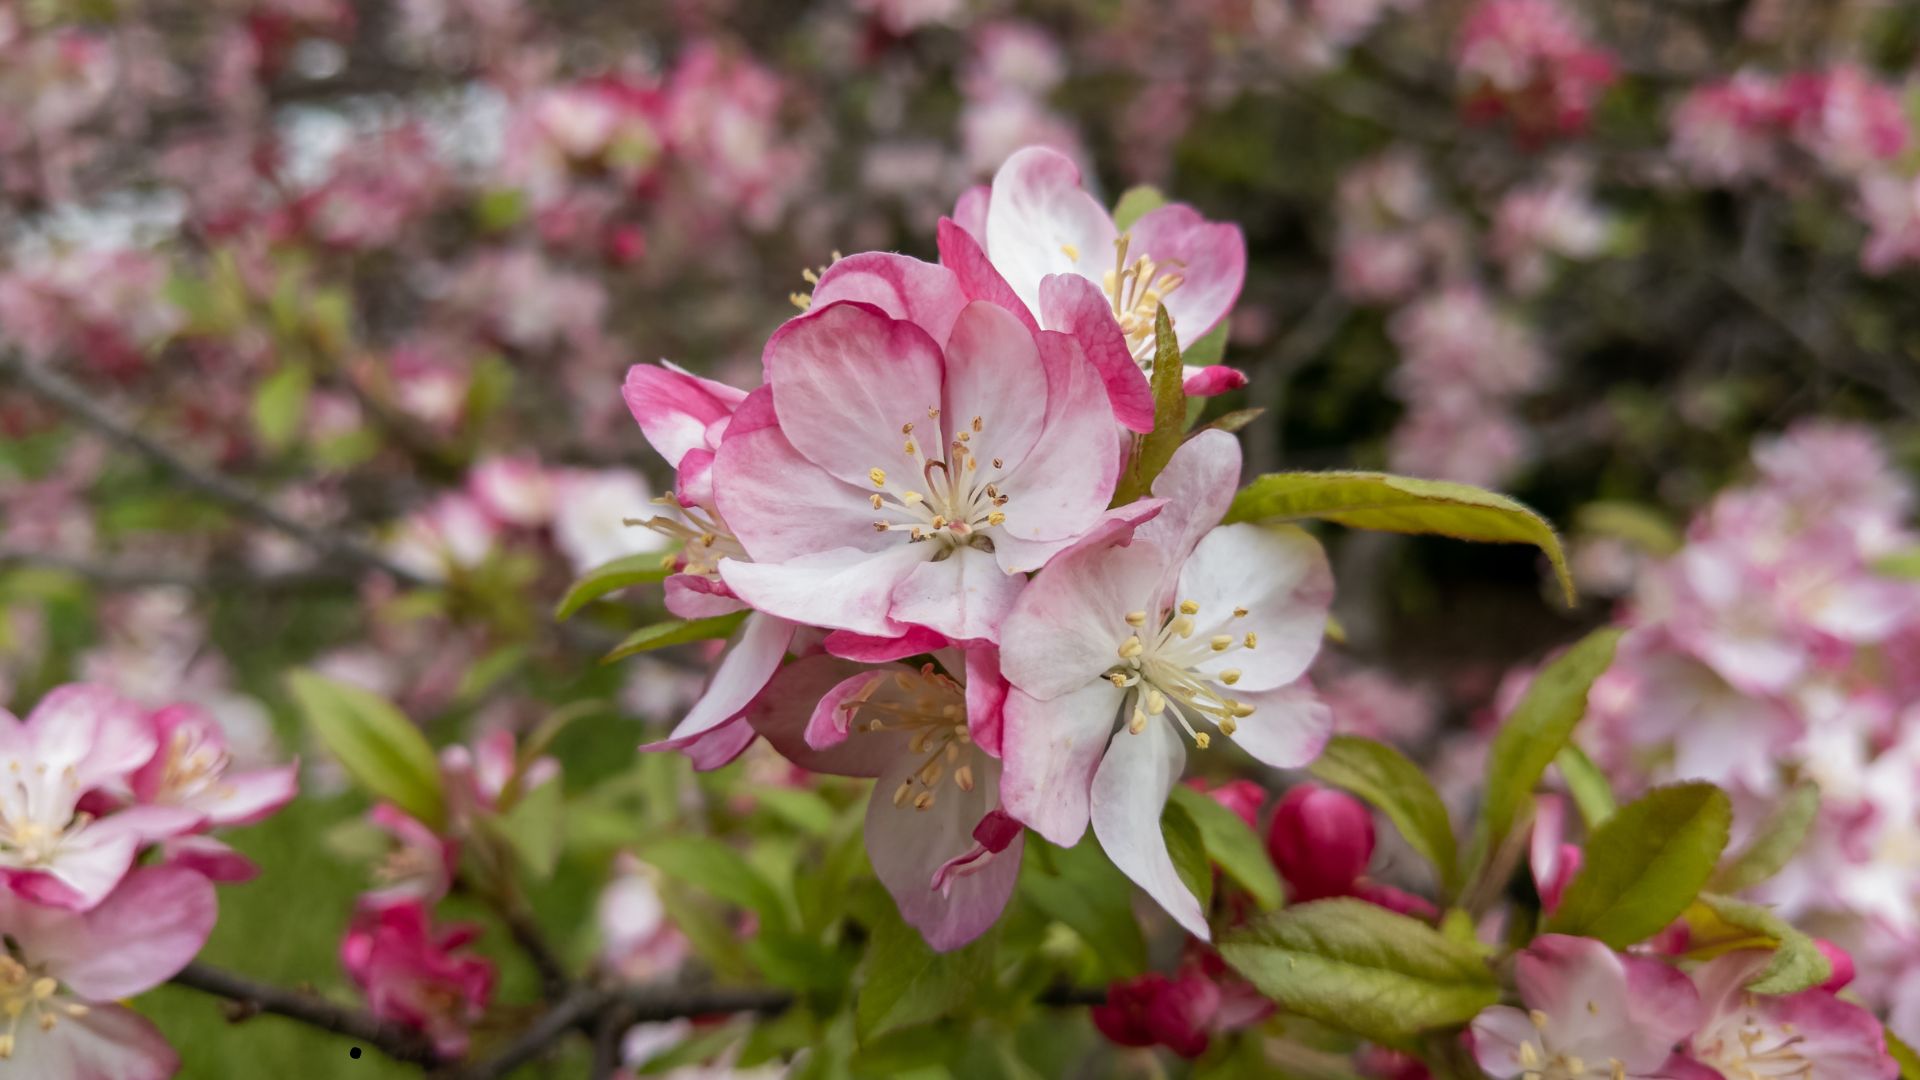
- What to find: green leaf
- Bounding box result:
[854,884,997,1041]
[753,786,839,836]
[1020,838,1146,980]
[638,835,790,932]
[603,612,749,663]
[474,187,528,232]
[251,363,312,452]
[1310,735,1459,897]
[1111,185,1167,231]
[1111,307,1188,505]
[1575,500,1682,556]
[1555,745,1617,829]
[1711,782,1821,894]
[1874,547,1920,580]
[1192,406,1264,437]
[1219,898,1499,1042]
[497,776,563,879]
[1169,785,1282,910]
[1162,798,1214,916]
[287,670,445,829]
[1225,472,1575,605]
[1888,1028,1920,1079]
[1546,782,1732,948]
[1687,893,1831,995]
[554,551,674,620]
[1473,628,1623,877]
[1181,320,1230,367]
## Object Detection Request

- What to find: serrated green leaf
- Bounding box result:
[1687,893,1831,995]
[251,363,312,451]
[1219,898,1499,1042]
[1473,628,1624,879]
[1547,782,1732,948]
[1111,185,1167,231]
[1169,785,1281,910]
[1162,798,1214,916]
[287,670,444,829]
[1311,735,1459,897]
[554,551,675,620]
[1112,307,1188,505]
[639,834,790,932]
[1555,745,1617,829]
[1711,782,1820,894]
[603,611,749,663]
[1226,472,1575,605]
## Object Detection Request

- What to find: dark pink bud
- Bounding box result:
[1091,973,1221,1059]
[1816,939,1856,992]
[1267,784,1374,901]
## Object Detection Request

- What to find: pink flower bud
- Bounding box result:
[1188,778,1265,830]
[1267,784,1375,901]
[1816,939,1856,992]
[1091,972,1221,1059]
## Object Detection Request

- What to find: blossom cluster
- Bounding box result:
[0,685,296,1076]
[1573,421,1920,1046]
[622,145,1329,948]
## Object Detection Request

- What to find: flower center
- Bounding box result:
[160,726,231,802]
[0,957,86,1059]
[1692,1002,1813,1080]
[1100,232,1187,365]
[840,665,978,812]
[633,498,747,578]
[867,408,1010,552]
[0,763,84,868]
[1103,598,1257,750]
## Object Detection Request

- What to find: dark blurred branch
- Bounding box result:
[171,961,446,1068]
[0,352,430,588]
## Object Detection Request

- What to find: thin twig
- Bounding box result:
[170,961,445,1068]
[0,352,430,588]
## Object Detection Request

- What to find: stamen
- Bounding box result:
[1179,599,1199,615]
[870,468,887,487]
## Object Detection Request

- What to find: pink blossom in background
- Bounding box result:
[342,900,496,1057]
[386,492,500,582]
[1682,951,1896,1079]
[1489,166,1609,294]
[1390,285,1546,403]
[1784,64,1909,177]
[1454,0,1618,141]
[597,854,691,982]
[550,469,671,575]
[1669,71,1792,185]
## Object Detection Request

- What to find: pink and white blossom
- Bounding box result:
[1469,935,1701,1080]
[997,432,1333,935]
[342,900,495,1057]
[1681,950,1896,1079]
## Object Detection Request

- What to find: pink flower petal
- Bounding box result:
[28,865,218,1000]
[743,657,899,778]
[714,387,899,565]
[809,252,969,347]
[1174,524,1332,692]
[866,752,1019,952]
[1037,273,1155,432]
[1180,365,1247,397]
[1090,717,1207,938]
[719,545,930,637]
[999,681,1122,846]
[1127,204,1246,352]
[1225,682,1332,769]
[5,1004,180,1080]
[940,301,1051,475]
[622,363,746,470]
[822,626,951,663]
[888,547,1026,643]
[667,612,796,742]
[983,147,1119,314]
[936,218,1039,333]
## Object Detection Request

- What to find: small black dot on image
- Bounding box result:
[350,1047,362,1060]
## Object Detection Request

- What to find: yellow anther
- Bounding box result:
[1233,606,1248,618]
[927,406,940,419]
[1529,1009,1550,1031]
[1244,632,1258,649]
[1194,732,1211,750]
[987,511,1006,526]
[920,760,944,786]
[1061,242,1080,262]
[1178,599,1199,615]
[869,493,883,509]
[971,415,983,432]
[1144,689,1167,715]
[869,467,887,487]
[1220,716,1239,736]
[901,491,924,504]
[901,421,914,434]
[992,457,1004,469]
[1220,669,1241,685]
[1118,635,1145,659]
[1230,701,1255,718]
[893,781,913,807]
[1209,635,1233,651]
[1128,711,1148,734]
[1125,610,1148,627]
[1172,616,1195,637]
[955,765,975,792]
[913,791,936,811]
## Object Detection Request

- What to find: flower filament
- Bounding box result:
[868,409,1010,552]
[0,762,87,868]
[0,956,86,1059]
[1105,598,1256,750]
[840,665,976,812]
[631,497,747,578]
[1103,232,1187,366]
[1515,1009,1630,1080]
[1691,998,1813,1080]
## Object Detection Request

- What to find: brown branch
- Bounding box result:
[170,961,446,1068]
[0,352,430,588]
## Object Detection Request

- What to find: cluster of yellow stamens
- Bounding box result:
[0,957,85,1059]
[1692,999,1813,1080]
[841,666,977,812]
[788,251,845,311]
[868,408,1010,549]
[628,498,746,579]
[1105,598,1256,750]
[1515,1010,1629,1080]
[157,725,233,803]
[0,763,84,868]
[1101,233,1187,365]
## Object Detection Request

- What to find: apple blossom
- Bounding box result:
[1681,950,1896,1079]
[1470,935,1702,1080]
[998,431,1333,935]
[714,295,1123,643]
[746,650,1021,951]
[341,900,496,1057]
[0,867,216,1078]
